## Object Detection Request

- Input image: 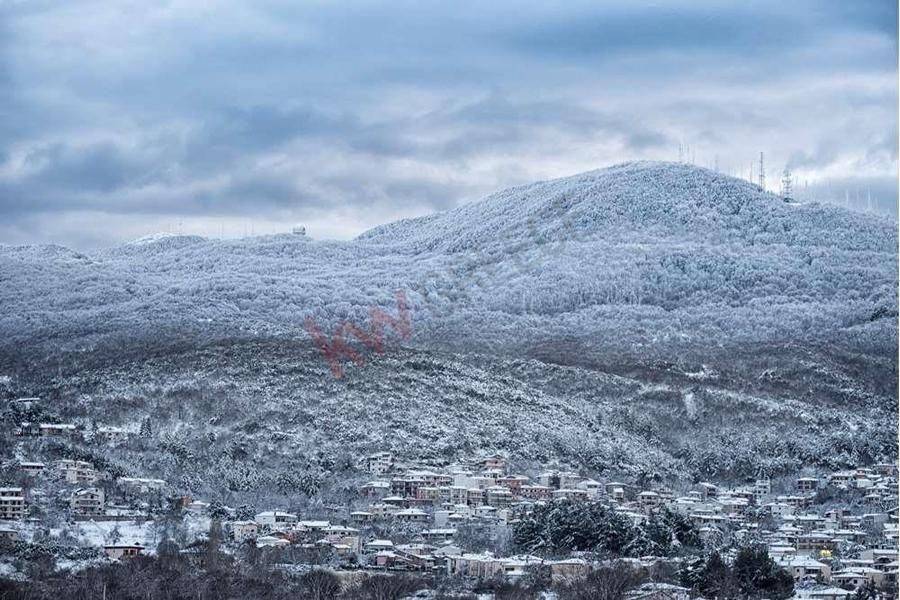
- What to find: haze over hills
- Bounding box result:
[0,161,895,487]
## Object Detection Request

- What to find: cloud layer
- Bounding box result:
[0,0,896,247]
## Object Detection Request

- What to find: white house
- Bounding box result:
[254,511,298,530]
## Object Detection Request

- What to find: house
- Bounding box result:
[576,479,604,498]
[40,423,77,437]
[415,486,442,503]
[391,477,426,498]
[360,481,390,498]
[254,511,298,530]
[550,558,590,581]
[768,544,796,559]
[445,485,469,505]
[95,426,129,445]
[797,587,852,600]
[518,485,552,500]
[422,528,456,543]
[322,525,360,552]
[58,459,98,484]
[70,488,105,517]
[485,486,514,508]
[364,539,394,554]
[696,482,719,499]
[797,477,820,492]
[831,570,880,590]
[118,477,166,496]
[0,487,26,520]
[638,491,662,510]
[395,508,429,523]
[230,521,258,543]
[497,475,528,493]
[15,422,40,437]
[626,582,691,600]
[445,553,506,579]
[829,471,855,487]
[350,511,373,524]
[381,495,407,508]
[753,478,772,496]
[410,470,453,487]
[873,463,898,478]
[368,503,400,518]
[445,553,544,580]
[104,544,144,560]
[778,556,831,581]
[788,531,830,554]
[255,536,290,548]
[859,548,897,571]
[466,488,484,506]
[764,502,794,518]
[360,452,394,475]
[718,496,749,514]
[552,488,590,502]
[186,500,209,514]
[0,527,19,542]
[372,550,401,569]
[296,520,330,533]
[19,462,45,476]
[479,454,507,471]
[11,397,39,411]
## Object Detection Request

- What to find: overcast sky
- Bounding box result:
[1,0,896,248]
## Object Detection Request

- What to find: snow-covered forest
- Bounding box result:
[0,162,895,368]
[0,162,895,496]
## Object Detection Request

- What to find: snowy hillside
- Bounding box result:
[0,161,894,369]
[2,339,895,498]
[0,160,895,495]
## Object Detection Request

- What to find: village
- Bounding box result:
[0,397,897,599]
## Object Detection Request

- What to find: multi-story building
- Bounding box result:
[0,487,26,520]
[360,452,394,475]
[231,521,259,543]
[58,460,98,484]
[40,423,77,437]
[71,488,105,516]
[19,461,45,476]
[485,486,514,508]
[391,477,426,498]
[797,477,820,493]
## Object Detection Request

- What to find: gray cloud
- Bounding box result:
[0,0,895,248]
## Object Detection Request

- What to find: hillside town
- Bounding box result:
[0,396,897,598]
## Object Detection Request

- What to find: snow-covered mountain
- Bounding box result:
[0,160,895,489]
[0,161,894,364]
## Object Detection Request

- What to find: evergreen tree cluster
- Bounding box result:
[679,546,794,600]
[512,500,701,557]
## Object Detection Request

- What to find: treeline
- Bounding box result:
[0,547,798,600]
[0,545,428,600]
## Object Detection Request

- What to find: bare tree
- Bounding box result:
[556,561,644,600]
[299,569,342,600]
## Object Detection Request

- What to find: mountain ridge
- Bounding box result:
[0,161,895,367]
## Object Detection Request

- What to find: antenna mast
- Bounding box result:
[758,152,765,190]
[780,166,793,199]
